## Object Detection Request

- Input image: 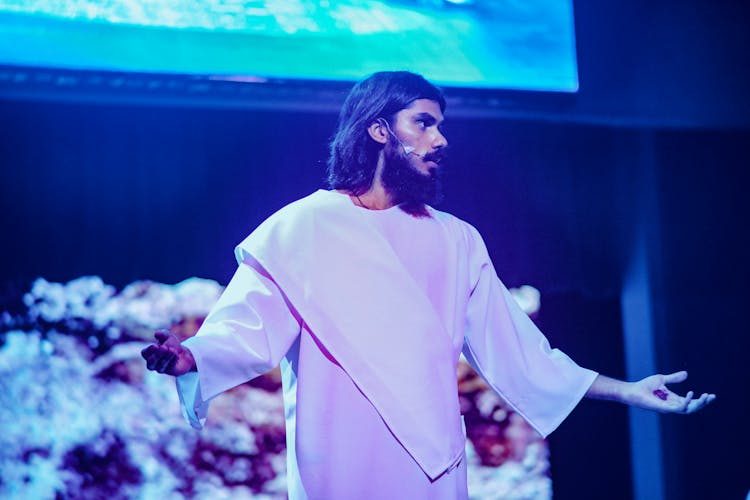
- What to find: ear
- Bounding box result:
[367,119,388,145]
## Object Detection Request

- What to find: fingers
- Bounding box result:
[663,371,688,384]
[688,393,707,413]
[140,343,163,362]
[143,346,165,370]
[143,346,177,373]
[680,390,694,413]
[686,392,717,414]
[155,352,178,374]
[141,340,175,370]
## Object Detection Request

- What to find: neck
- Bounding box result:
[339,154,396,210]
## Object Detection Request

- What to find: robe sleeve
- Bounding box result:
[175,258,302,429]
[461,227,598,438]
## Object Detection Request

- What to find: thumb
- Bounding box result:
[663,371,688,384]
[154,329,172,344]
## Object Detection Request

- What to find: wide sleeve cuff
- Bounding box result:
[175,371,209,430]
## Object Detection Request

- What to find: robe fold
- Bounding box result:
[176,189,598,499]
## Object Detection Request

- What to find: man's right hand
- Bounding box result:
[141,329,197,376]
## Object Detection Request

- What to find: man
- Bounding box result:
[142,71,715,499]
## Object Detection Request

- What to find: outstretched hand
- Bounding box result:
[629,371,716,414]
[141,329,196,376]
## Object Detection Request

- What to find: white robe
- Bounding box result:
[176,189,598,499]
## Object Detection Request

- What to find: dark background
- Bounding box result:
[1,2,748,499]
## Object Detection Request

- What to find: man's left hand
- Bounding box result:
[627,371,716,414]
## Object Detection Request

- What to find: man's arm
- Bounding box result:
[586,371,716,414]
[141,260,301,393]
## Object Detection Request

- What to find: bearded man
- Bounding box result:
[142,71,715,499]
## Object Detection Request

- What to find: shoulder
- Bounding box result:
[268,189,337,219]
[427,206,486,250]
[235,190,336,260]
[254,189,342,231]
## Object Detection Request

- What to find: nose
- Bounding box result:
[432,129,448,149]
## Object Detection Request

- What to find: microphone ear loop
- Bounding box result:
[377,117,415,155]
[377,117,393,138]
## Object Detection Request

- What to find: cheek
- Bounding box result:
[408,133,428,149]
[398,126,422,142]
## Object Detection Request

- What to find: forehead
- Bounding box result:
[398,98,444,122]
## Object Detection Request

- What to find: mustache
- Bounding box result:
[422,146,449,164]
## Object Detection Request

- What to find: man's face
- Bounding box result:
[390,98,448,174]
[381,99,448,206]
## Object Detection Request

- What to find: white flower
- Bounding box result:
[24,278,66,322]
[475,388,505,419]
[174,277,223,318]
[23,276,116,324]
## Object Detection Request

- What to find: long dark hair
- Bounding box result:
[326,71,446,194]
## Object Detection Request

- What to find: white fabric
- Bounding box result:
[176,189,597,499]
[234,190,468,479]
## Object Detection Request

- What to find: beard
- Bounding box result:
[380,139,444,211]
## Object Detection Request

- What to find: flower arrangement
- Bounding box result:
[0,277,550,499]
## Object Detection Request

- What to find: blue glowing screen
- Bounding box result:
[0,0,578,91]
